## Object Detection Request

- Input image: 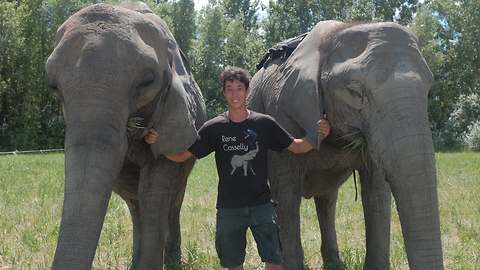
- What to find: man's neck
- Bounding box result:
[226,108,250,123]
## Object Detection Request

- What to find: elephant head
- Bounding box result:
[248,21,442,269]
[45,2,205,268]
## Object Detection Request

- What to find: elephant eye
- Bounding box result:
[48,77,58,91]
[142,73,155,87]
[344,82,365,109]
[48,79,64,101]
[346,83,363,98]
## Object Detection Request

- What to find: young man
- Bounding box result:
[145,66,330,270]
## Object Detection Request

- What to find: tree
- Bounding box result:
[263,0,320,45]
[220,0,266,74]
[170,0,196,56]
[222,0,260,31]
[263,0,351,45]
[191,1,228,118]
[0,0,99,151]
[1,0,62,151]
[372,0,418,25]
[190,0,267,118]
[413,0,480,150]
[223,16,266,75]
[344,0,375,21]
[342,0,419,25]
[410,2,452,148]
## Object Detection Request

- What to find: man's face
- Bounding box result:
[224,79,250,110]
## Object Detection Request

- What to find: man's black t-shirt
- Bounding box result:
[188,111,294,208]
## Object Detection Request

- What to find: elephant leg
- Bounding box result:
[136,156,180,269]
[314,192,343,267]
[114,160,142,269]
[164,157,195,266]
[269,152,304,269]
[121,197,141,269]
[359,167,392,270]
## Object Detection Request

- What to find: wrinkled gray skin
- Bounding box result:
[45,3,206,269]
[248,21,443,269]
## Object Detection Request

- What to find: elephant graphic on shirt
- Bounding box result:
[231,142,259,176]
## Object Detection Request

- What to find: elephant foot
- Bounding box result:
[321,246,345,270]
[163,252,182,269]
[323,262,348,270]
[323,260,347,270]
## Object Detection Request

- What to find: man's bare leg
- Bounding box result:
[266,262,282,270]
[229,264,244,270]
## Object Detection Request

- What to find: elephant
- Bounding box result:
[45,2,206,269]
[247,21,443,269]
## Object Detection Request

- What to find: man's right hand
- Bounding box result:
[145,128,159,144]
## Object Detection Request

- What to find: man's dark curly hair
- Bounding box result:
[221,66,250,91]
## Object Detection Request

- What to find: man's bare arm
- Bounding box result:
[165,150,194,163]
[287,138,313,154]
[287,114,330,154]
[145,128,193,162]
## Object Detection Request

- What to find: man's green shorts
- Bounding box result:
[215,202,282,268]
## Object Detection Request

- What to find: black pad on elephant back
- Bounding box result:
[256,33,308,70]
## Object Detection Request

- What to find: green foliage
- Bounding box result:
[338,130,369,169]
[343,0,418,24]
[190,1,228,119]
[224,17,267,74]
[445,92,480,151]
[170,0,196,55]
[373,0,418,25]
[411,0,480,151]
[190,0,266,119]
[222,0,260,31]
[344,0,375,21]
[0,0,72,152]
[463,120,480,151]
[449,93,480,138]
[263,0,328,45]
[0,0,478,153]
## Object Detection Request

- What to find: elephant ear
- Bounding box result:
[277,20,343,149]
[134,8,205,158]
[150,72,199,158]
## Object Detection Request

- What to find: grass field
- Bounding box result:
[0,152,479,269]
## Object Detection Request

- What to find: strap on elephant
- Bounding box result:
[354,170,358,201]
[256,33,308,71]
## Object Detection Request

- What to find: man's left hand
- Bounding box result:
[317,114,330,140]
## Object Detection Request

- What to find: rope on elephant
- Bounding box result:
[0,149,65,155]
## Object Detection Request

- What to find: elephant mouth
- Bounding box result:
[126,115,149,138]
[336,130,369,165]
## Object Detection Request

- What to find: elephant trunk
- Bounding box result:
[369,96,443,269]
[52,103,128,269]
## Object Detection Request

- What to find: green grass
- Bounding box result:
[0,152,479,269]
